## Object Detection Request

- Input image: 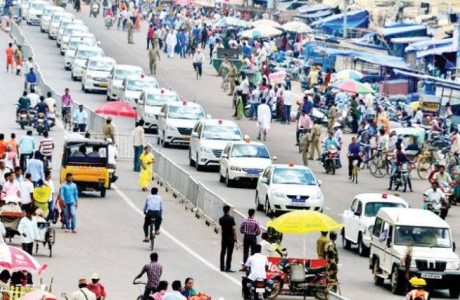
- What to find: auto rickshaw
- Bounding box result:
[393,127,425,158]
[60,137,110,197]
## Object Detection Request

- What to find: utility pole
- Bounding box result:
[343,0,347,38]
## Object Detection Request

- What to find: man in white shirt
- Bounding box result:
[27,88,40,108]
[162,280,186,300]
[70,279,97,300]
[17,209,38,255]
[423,181,445,209]
[44,91,56,114]
[132,120,145,172]
[283,89,293,125]
[20,173,34,211]
[242,244,269,298]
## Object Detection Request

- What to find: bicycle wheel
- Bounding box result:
[369,157,387,178]
[149,224,155,251]
[353,165,358,184]
[417,159,432,180]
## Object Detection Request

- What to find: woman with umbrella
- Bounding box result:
[139,146,154,192]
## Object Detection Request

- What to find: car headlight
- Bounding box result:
[230,166,242,171]
[447,261,460,270]
[200,147,213,154]
[271,190,286,198]
[166,125,176,131]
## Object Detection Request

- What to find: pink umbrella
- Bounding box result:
[95,101,137,118]
[0,245,47,274]
[22,290,58,300]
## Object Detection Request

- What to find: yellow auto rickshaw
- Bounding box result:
[60,136,110,198]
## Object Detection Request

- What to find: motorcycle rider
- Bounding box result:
[423,181,446,211]
[35,96,49,129]
[433,165,452,187]
[241,244,268,299]
[16,91,30,121]
[321,131,341,168]
[389,145,413,192]
[24,68,37,91]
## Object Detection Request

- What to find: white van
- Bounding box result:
[82,57,116,93]
[40,6,63,32]
[369,208,460,297]
[25,0,48,25]
[59,24,89,54]
[48,12,73,40]
[70,46,105,81]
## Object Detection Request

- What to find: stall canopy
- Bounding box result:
[378,24,427,39]
[310,10,369,35]
[405,38,453,53]
[213,16,252,28]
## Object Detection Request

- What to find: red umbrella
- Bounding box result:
[95,101,137,118]
[0,244,47,274]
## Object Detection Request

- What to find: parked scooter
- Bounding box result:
[243,278,272,300]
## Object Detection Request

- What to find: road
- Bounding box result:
[13,4,460,299]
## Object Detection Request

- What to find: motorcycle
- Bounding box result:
[18,108,29,130]
[267,258,329,300]
[423,195,449,220]
[244,278,272,300]
[28,109,37,126]
[46,112,56,129]
[90,3,100,18]
[322,145,339,175]
[35,113,48,135]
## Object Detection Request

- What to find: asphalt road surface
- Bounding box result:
[11,5,460,299]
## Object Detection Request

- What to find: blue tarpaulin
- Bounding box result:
[405,38,453,53]
[298,4,330,14]
[298,10,333,20]
[310,10,369,35]
[378,25,427,38]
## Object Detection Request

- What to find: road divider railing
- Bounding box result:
[9,22,107,133]
[90,133,158,159]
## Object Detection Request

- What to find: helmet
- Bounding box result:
[409,277,426,287]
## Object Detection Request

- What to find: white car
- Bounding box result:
[157,101,206,147]
[25,1,48,25]
[137,88,180,133]
[60,24,89,54]
[40,6,63,32]
[189,119,243,170]
[119,75,159,106]
[255,163,323,216]
[48,13,73,40]
[21,0,30,20]
[341,193,408,256]
[106,65,144,101]
[70,46,105,81]
[64,34,97,70]
[82,57,116,93]
[219,141,273,187]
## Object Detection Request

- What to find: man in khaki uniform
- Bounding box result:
[325,231,338,264]
[309,121,322,160]
[102,117,115,141]
[127,18,134,44]
[299,131,311,166]
[316,231,329,259]
[148,41,161,75]
[227,63,238,96]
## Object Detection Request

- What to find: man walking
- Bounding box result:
[59,173,78,233]
[20,173,34,212]
[143,187,163,241]
[17,209,38,255]
[127,18,134,44]
[25,152,45,186]
[219,205,236,272]
[147,24,155,49]
[240,209,261,264]
[133,252,162,300]
[18,130,36,171]
[6,43,14,73]
[132,120,145,172]
[148,42,161,75]
[309,120,322,160]
[73,105,88,133]
[39,131,54,166]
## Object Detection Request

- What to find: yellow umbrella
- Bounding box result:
[267,210,343,234]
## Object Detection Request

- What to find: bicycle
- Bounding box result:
[368,149,390,178]
[146,215,156,251]
[133,280,148,300]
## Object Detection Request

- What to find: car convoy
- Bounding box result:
[23,1,460,297]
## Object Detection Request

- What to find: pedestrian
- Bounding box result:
[299,132,311,166]
[17,209,38,255]
[59,173,78,233]
[25,152,45,186]
[218,55,230,91]
[5,43,14,73]
[234,91,244,120]
[327,102,337,132]
[4,145,17,171]
[309,120,322,160]
[14,45,23,76]
[162,280,186,300]
[0,160,11,186]
[181,278,197,298]
[87,273,107,300]
[151,281,168,300]
[0,134,7,159]
[132,120,145,172]
[72,105,88,133]
[44,170,56,223]
[2,172,21,201]
[227,63,237,96]
[147,24,155,49]
[61,88,73,130]
[166,29,177,58]
[134,10,142,31]
[296,111,312,146]
[70,279,96,300]
[143,187,163,241]
[139,146,154,192]
[44,91,56,114]
[257,98,271,141]
[133,252,163,300]
[20,173,34,211]
[38,131,53,166]
[18,130,36,171]
[200,24,208,49]
[102,117,115,141]
[219,205,236,272]
[177,30,187,59]
[7,133,19,155]
[316,231,329,259]
[148,42,161,75]
[25,68,37,91]
[74,0,81,11]
[127,18,134,44]
[325,231,338,264]
[32,179,51,218]
[240,208,261,264]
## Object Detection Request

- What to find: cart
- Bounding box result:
[0,203,24,240]
[35,218,55,257]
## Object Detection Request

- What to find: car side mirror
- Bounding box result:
[192,132,199,138]
[272,156,277,161]
[317,180,322,186]
[354,210,361,217]
[221,153,228,159]
[260,177,268,184]
[454,241,456,252]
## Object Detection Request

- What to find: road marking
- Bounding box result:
[112,184,241,287]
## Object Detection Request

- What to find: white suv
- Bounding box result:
[189,119,243,170]
[219,141,273,187]
[157,101,206,147]
[82,57,116,93]
[369,208,460,296]
[255,163,323,216]
[40,6,63,32]
[64,34,98,70]
[25,1,48,25]
[342,193,408,256]
[48,12,72,40]
[106,65,144,101]
[70,46,105,81]
[59,24,89,54]
[119,75,159,106]
[137,88,180,133]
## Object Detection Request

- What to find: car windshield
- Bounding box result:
[52,15,64,22]
[127,79,157,91]
[394,226,451,248]
[69,40,92,50]
[231,144,270,159]
[167,105,204,120]
[76,50,102,59]
[114,69,141,80]
[202,125,242,141]
[272,168,317,185]
[65,28,86,37]
[146,93,180,106]
[30,2,45,9]
[89,60,113,72]
[365,202,406,217]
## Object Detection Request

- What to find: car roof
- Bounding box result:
[114,64,143,71]
[76,45,103,52]
[65,24,88,31]
[125,74,156,81]
[167,101,202,108]
[377,208,449,228]
[199,118,239,127]
[69,33,95,40]
[87,56,115,63]
[53,11,72,17]
[354,193,408,205]
[44,6,63,11]
[143,88,177,96]
[271,164,313,171]
[229,140,267,147]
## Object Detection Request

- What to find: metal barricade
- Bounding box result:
[85,133,157,159]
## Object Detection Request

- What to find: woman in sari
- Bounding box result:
[139,146,154,191]
[134,10,142,31]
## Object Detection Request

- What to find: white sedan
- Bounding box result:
[255,163,324,216]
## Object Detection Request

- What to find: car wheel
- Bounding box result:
[390,265,403,295]
[255,193,263,211]
[195,153,202,171]
[265,198,273,217]
[106,95,111,101]
[219,169,225,183]
[341,229,351,249]
[100,188,106,198]
[450,287,460,298]
[225,172,233,187]
[189,150,195,167]
[161,131,169,148]
[372,258,384,286]
[357,233,369,257]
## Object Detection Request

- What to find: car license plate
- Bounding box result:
[291,201,305,206]
[246,169,259,175]
[421,273,442,279]
[255,288,265,293]
[99,83,108,87]
[184,136,191,141]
